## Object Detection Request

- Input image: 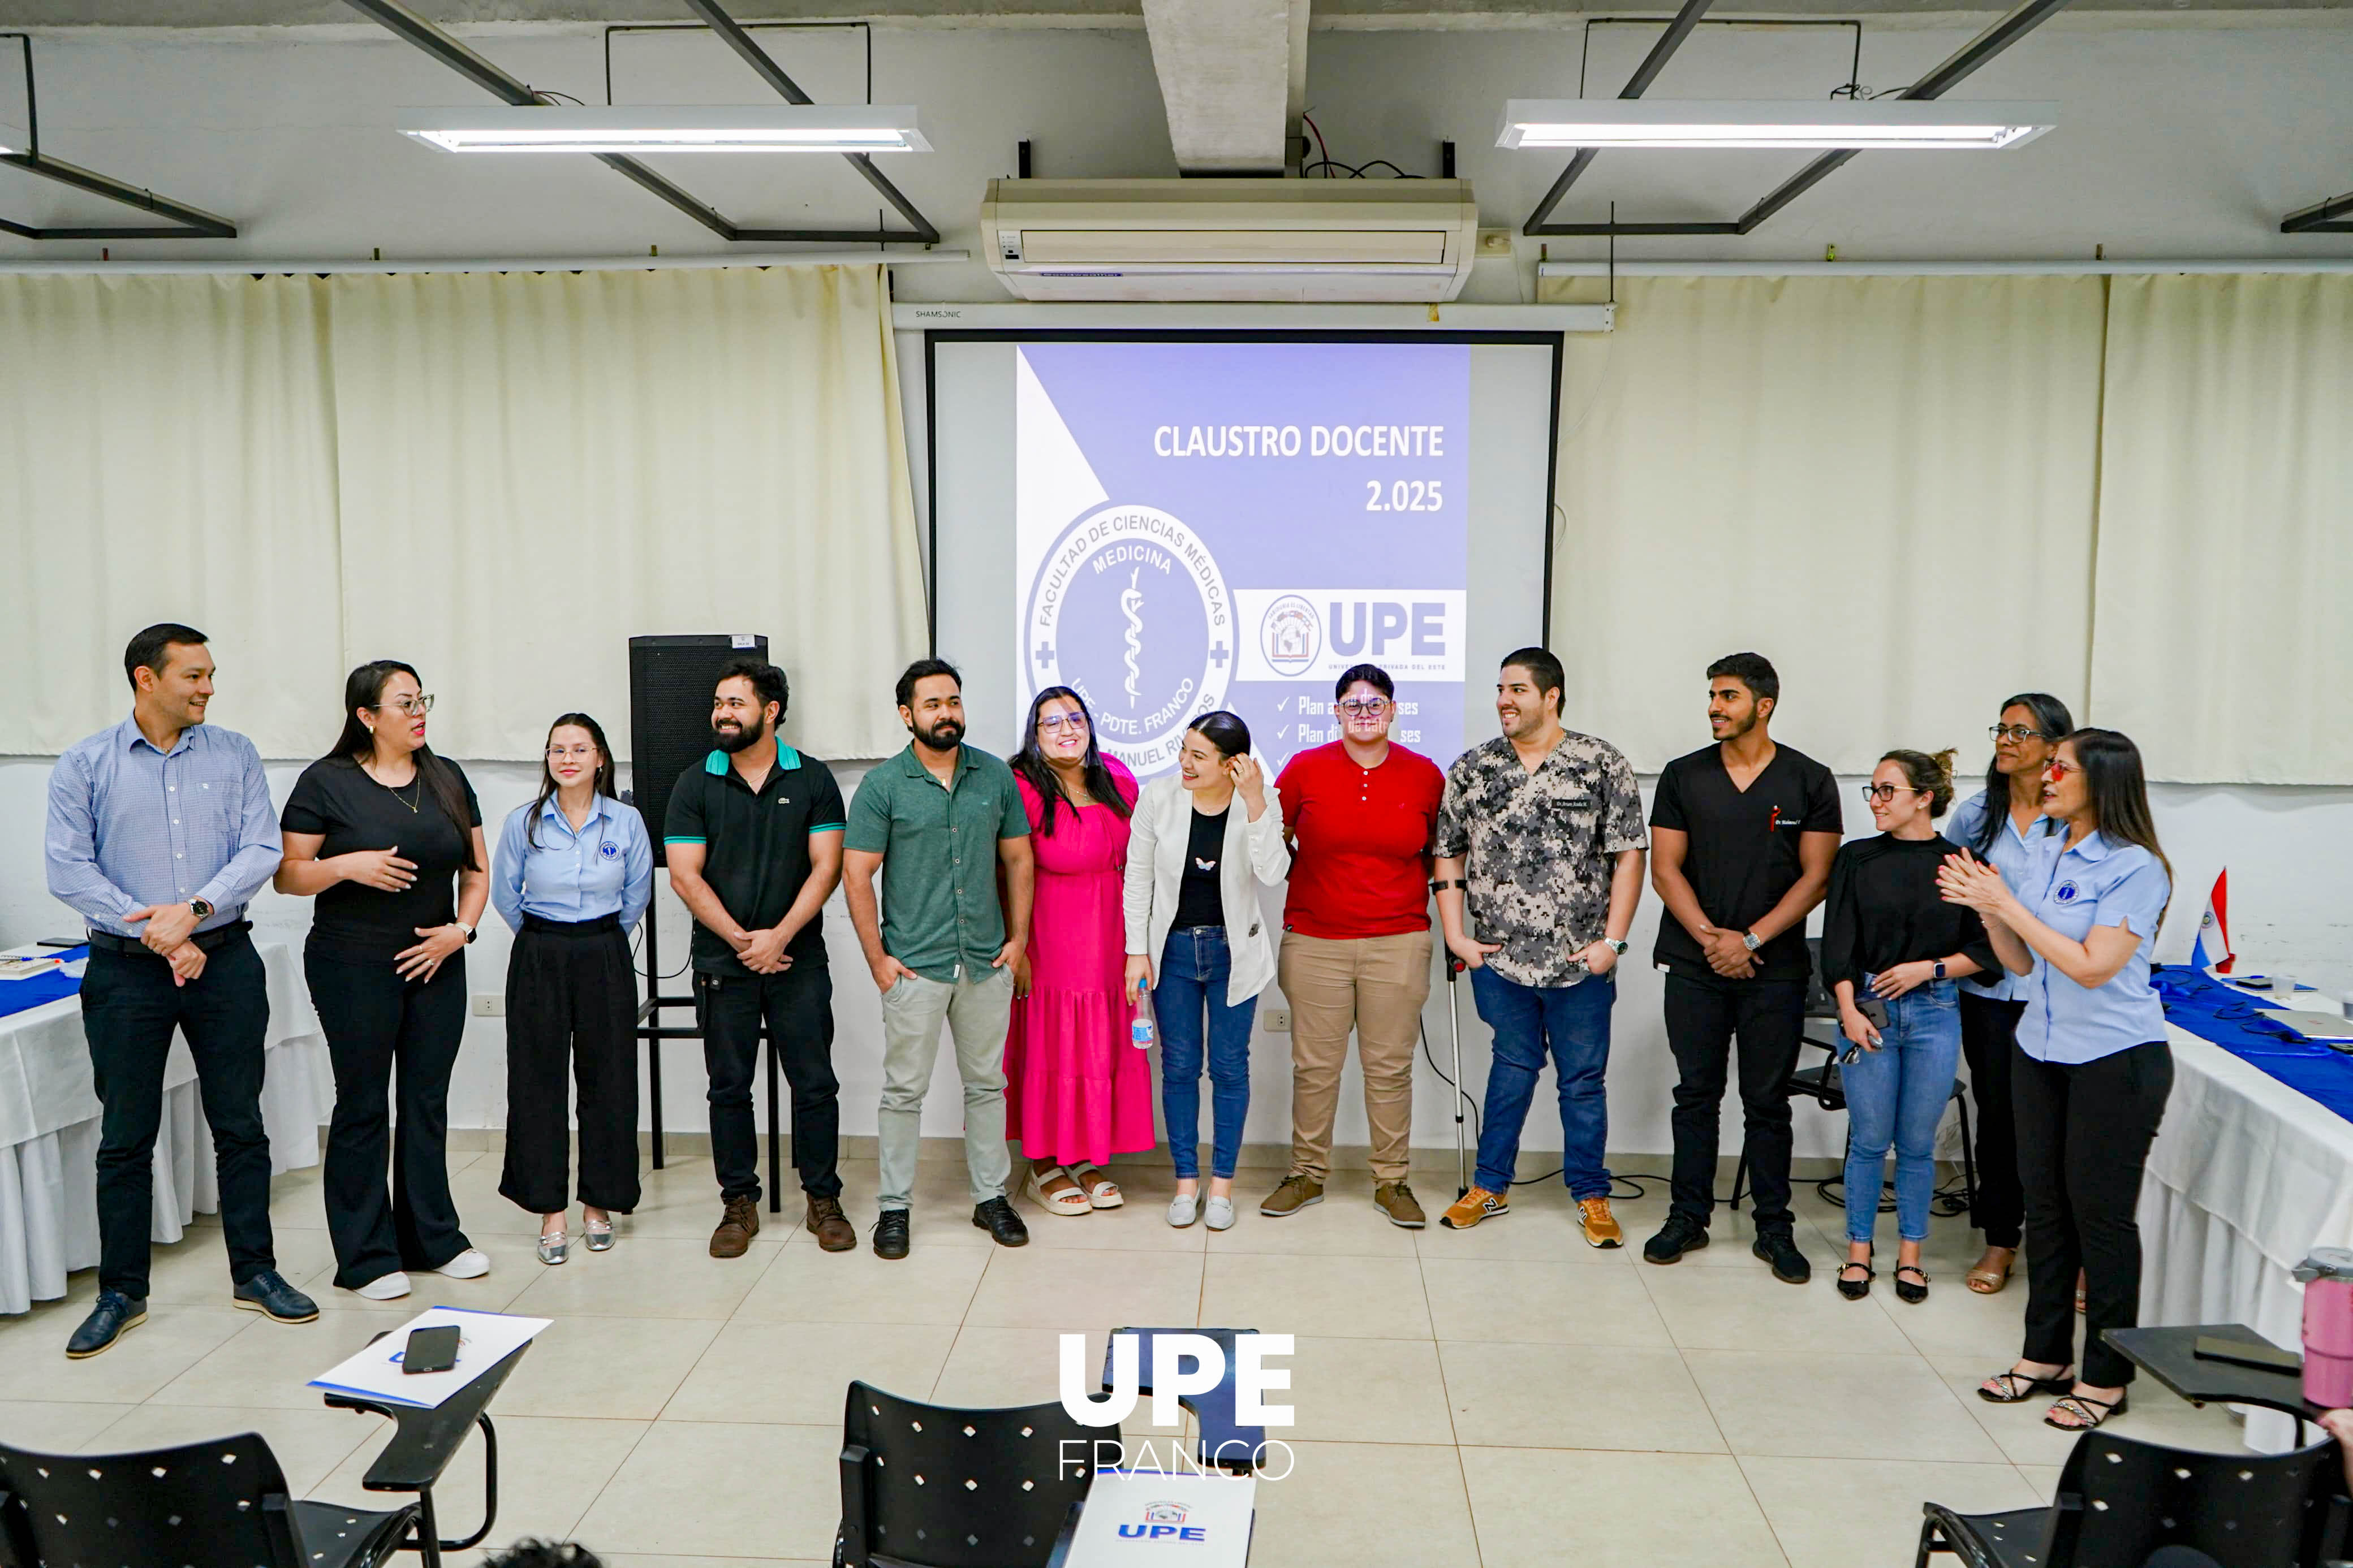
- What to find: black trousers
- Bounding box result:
[1664,971,1808,1233]
[305,943,472,1290]
[1958,993,2027,1250]
[79,931,275,1299]
[697,962,839,1204]
[499,917,641,1216]
[2011,1038,2173,1388]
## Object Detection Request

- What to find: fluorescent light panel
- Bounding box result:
[398,105,929,153]
[1497,100,2057,150]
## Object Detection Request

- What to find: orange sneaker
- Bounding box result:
[1578,1196,1624,1249]
[1441,1186,1509,1230]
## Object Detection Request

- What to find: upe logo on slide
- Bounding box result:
[1028,504,1232,773]
[1259,594,1320,679]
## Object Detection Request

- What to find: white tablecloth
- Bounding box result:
[2139,1022,2353,1448]
[0,941,334,1315]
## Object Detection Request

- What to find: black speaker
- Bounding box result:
[628,633,768,866]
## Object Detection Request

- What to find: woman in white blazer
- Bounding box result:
[1123,712,1290,1231]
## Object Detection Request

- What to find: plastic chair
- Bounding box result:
[1916,1428,2350,1568]
[835,1380,1097,1568]
[0,1429,419,1568]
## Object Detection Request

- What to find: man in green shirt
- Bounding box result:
[843,659,1036,1259]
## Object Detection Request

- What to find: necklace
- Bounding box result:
[367,762,423,813]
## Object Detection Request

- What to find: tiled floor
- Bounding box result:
[0,1152,2249,1567]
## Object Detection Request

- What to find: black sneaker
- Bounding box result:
[1753,1230,1813,1284]
[1642,1215,1711,1265]
[232,1269,319,1324]
[66,1290,146,1359]
[973,1196,1030,1247]
[873,1209,911,1260]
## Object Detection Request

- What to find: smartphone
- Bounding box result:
[1856,996,1891,1031]
[402,1324,462,1375]
[36,936,84,949]
[2191,1335,2301,1375]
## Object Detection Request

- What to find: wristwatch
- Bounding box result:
[1933,961,1947,980]
[188,898,214,921]
[1740,930,1762,953]
[455,921,477,944]
[1606,939,1630,956]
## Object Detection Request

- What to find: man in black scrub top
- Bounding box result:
[1642,653,1842,1283]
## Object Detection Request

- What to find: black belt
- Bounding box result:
[521,913,622,936]
[86,919,252,958]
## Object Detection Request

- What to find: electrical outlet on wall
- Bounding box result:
[1476,228,1514,258]
[471,994,504,1018]
[1261,1007,1291,1033]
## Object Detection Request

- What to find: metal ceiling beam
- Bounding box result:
[2281,189,2353,234]
[1522,0,1714,237]
[1531,0,2078,238]
[0,34,238,240]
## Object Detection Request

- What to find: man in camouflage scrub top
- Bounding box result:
[1432,647,1648,1247]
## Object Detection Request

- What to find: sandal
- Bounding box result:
[2045,1392,2127,1431]
[1838,1247,1874,1300]
[1895,1263,1929,1305]
[1966,1249,2015,1295]
[1025,1166,1092,1217]
[1068,1161,1124,1210]
[1979,1364,2074,1403]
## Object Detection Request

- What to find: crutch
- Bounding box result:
[1446,955,1469,1200]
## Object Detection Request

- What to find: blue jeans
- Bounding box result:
[1468,966,1615,1200]
[1840,977,1962,1244]
[1156,927,1256,1181]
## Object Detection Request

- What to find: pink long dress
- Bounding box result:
[1004,762,1157,1168]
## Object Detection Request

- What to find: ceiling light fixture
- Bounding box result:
[398,105,930,154]
[1497,100,2057,152]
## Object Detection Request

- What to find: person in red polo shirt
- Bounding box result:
[1259,664,1445,1228]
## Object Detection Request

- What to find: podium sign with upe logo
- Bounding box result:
[1065,1470,1257,1566]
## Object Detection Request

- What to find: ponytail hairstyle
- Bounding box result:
[1882,748,1960,819]
[1010,686,1133,836]
[1187,710,1252,760]
[325,660,479,871]
[528,713,619,849]
[2063,728,2174,905]
[1972,692,2074,855]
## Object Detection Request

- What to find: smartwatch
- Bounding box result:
[1740,931,1762,953]
[1606,939,1630,956]
[455,921,477,944]
[188,898,214,921]
[1933,961,1947,980]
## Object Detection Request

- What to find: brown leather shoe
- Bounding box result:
[807,1194,856,1252]
[1373,1181,1427,1229]
[1257,1174,1324,1217]
[710,1194,760,1258]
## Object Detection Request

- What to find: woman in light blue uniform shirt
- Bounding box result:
[1942,693,2072,1297]
[492,712,653,1264]
[1940,728,2172,1434]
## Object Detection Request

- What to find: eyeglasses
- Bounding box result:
[2044,759,2079,780]
[1989,724,2048,743]
[373,694,434,716]
[545,744,600,761]
[1337,698,1392,718]
[1859,783,1928,802]
[1037,713,1089,735]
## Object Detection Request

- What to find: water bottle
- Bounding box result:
[2294,1249,2353,1407]
[1131,987,1156,1050]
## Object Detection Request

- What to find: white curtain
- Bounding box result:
[1548,275,2109,776]
[2090,274,2353,784]
[0,275,344,758]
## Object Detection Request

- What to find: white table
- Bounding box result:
[2138,1022,2353,1448]
[0,940,334,1315]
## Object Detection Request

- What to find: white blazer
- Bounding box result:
[1122,769,1291,1001]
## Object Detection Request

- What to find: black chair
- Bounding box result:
[0,1430,417,1568]
[836,1380,1096,1568]
[1917,1428,2351,1568]
[1730,936,1976,1215]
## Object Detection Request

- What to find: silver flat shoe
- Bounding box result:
[537,1232,569,1266]
[584,1221,614,1253]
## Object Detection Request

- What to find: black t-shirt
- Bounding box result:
[663,746,847,977]
[1649,742,1842,983]
[1171,806,1229,931]
[1818,833,1999,991]
[282,755,483,960]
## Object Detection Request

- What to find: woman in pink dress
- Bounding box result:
[1006,686,1152,1216]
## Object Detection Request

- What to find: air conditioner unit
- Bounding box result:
[980,178,1480,303]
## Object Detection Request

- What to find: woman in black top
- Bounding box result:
[277,660,489,1299]
[1820,749,1996,1304]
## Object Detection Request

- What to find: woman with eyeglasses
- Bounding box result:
[1124,712,1288,1230]
[277,663,489,1300]
[490,714,653,1264]
[1942,694,2072,1297]
[1262,663,1445,1227]
[1003,687,1145,1217]
[1821,750,1996,1305]
[1940,729,2174,1433]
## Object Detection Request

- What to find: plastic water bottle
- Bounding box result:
[1131,988,1156,1050]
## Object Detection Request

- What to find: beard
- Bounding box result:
[1713,710,1757,741]
[913,716,965,750]
[713,712,767,753]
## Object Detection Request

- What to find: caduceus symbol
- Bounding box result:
[1120,567,1145,708]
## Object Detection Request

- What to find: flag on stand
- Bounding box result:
[2191,870,2234,973]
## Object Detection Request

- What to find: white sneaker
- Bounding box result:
[354,1271,411,1301]
[1166,1192,1200,1228]
[1204,1197,1236,1232]
[434,1249,490,1280]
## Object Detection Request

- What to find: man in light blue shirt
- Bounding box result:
[43,624,317,1359]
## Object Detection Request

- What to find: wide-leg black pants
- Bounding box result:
[499,915,641,1216]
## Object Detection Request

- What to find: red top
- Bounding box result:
[1276,741,1444,940]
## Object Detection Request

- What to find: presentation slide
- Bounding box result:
[930,332,1560,775]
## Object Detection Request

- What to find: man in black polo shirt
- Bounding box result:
[663,659,854,1258]
[1643,653,1842,1284]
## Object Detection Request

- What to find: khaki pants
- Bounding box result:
[877,965,1014,1210]
[1277,930,1433,1183]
